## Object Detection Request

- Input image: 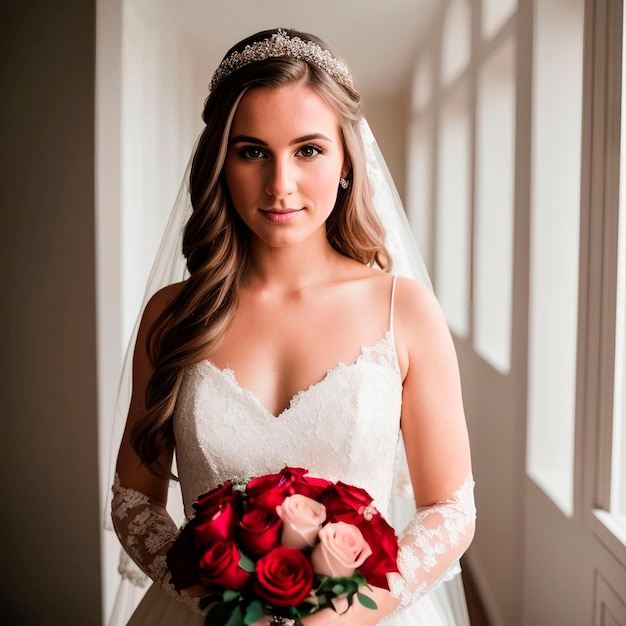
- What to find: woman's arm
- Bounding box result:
[299,278,475,625]
[389,277,475,612]
[111,282,206,610]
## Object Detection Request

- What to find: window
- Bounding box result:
[526,0,585,517]
[610,12,626,525]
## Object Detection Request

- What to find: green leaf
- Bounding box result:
[243,599,265,625]
[357,592,378,611]
[331,584,346,596]
[205,602,240,626]
[345,581,358,595]
[224,606,245,626]
[199,592,222,611]
[238,551,256,573]
[297,602,318,617]
[223,589,241,603]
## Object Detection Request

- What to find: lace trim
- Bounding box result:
[175,331,403,518]
[111,474,150,518]
[189,330,400,420]
[389,474,476,612]
[111,475,204,614]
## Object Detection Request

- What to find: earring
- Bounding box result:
[339,177,349,190]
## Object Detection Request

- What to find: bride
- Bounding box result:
[110,28,475,625]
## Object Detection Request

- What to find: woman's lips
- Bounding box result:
[261,208,303,223]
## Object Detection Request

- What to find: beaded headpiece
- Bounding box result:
[209,29,354,92]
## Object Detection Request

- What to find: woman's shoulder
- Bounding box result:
[140,281,186,327]
[392,276,452,358]
[393,275,439,317]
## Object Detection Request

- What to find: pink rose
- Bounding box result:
[321,483,399,590]
[311,522,373,578]
[276,494,327,549]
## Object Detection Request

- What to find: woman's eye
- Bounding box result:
[239,147,266,159]
[296,144,323,158]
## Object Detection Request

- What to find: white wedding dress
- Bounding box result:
[117,279,471,625]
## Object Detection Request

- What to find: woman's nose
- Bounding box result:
[265,157,297,198]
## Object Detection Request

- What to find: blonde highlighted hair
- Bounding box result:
[131,28,392,473]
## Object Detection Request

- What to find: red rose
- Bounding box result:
[193,499,240,550]
[193,481,238,517]
[356,516,399,589]
[252,546,314,607]
[168,482,243,589]
[319,482,374,518]
[246,467,308,498]
[198,539,252,590]
[246,467,330,511]
[167,524,202,590]
[238,507,282,558]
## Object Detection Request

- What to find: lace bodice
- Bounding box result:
[111,277,475,618]
[173,330,403,520]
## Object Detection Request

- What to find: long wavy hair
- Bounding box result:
[131,28,392,474]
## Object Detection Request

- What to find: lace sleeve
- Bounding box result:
[387,474,476,615]
[110,475,203,614]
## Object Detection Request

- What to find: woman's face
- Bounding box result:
[223,82,347,250]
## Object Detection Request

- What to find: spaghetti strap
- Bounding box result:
[389,275,398,339]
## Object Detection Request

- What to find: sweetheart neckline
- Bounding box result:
[187,330,399,419]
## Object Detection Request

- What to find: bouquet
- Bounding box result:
[166,467,400,625]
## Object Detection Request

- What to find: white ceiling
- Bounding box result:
[159,0,440,96]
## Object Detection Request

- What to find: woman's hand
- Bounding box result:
[297,583,399,625]
[248,583,398,626]
[181,583,210,599]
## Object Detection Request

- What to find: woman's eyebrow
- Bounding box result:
[228,133,333,146]
[289,133,333,145]
[228,135,266,146]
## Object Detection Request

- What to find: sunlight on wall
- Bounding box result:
[406,117,433,276]
[474,37,516,373]
[406,53,434,275]
[482,0,517,40]
[120,2,199,348]
[412,52,433,112]
[526,0,584,518]
[612,13,626,519]
[436,81,471,337]
[441,0,471,86]
[97,0,204,620]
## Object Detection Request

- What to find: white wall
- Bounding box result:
[365,93,409,204]
[96,0,204,620]
[0,1,102,623]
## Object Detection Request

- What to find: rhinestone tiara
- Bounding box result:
[209,29,354,92]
